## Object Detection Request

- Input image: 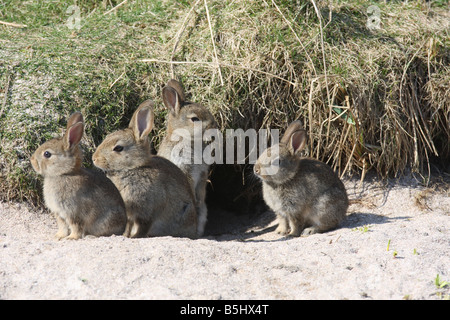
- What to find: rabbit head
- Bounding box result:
[254,120,307,185]
[31,112,85,177]
[162,79,218,140]
[93,100,155,172]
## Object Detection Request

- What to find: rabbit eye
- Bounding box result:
[113,145,124,152]
[190,116,200,122]
[43,151,52,158]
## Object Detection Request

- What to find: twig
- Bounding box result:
[400,40,437,155]
[109,71,126,89]
[271,0,317,77]
[212,62,296,86]
[0,20,27,28]
[340,127,358,179]
[170,0,202,78]
[0,68,12,119]
[307,78,319,153]
[142,59,201,65]
[140,59,296,86]
[310,0,332,145]
[204,0,224,86]
[103,0,128,16]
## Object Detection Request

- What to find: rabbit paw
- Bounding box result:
[65,232,82,240]
[288,228,302,237]
[55,231,68,241]
[275,224,289,235]
[301,227,319,236]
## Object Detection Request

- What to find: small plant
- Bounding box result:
[352,225,371,233]
[436,293,450,300]
[434,274,450,300]
[386,239,398,258]
[435,274,449,289]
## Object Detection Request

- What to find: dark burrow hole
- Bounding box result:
[203,164,272,236]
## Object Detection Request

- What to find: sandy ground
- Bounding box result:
[0,175,449,300]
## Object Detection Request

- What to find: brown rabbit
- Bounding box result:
[158,79,218,237]
[254,121,348,237]
[30,112,127,240]
[92,100,198,239]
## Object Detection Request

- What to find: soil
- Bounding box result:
[0,175,449,300]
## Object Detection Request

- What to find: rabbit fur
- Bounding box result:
[254,121,348,237]
[157,79,218,237]
[93,100,198,239]
[30,112,127,240]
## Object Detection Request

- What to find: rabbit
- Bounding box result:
[30,112,127,240]
[254,120,348,237]
[157,79,218,237]
[92,100,198,239]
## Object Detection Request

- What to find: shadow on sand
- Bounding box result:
[203,208,410,242]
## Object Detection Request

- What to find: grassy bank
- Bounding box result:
[0,0,449,206]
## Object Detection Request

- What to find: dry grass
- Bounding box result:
[0,0,449,206]
[146,0,449,180]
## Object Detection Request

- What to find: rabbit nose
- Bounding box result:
[254,165,260,175]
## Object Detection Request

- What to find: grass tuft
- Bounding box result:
[0,0,449,205]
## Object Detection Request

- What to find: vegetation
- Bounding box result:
[0,0,449,206]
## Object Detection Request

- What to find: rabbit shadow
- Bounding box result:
[204,208,410,242]
[340,212,410,230]
[203,208,278,241]
[203,172,415,242]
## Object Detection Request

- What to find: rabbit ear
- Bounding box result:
[130,101,154,141]
[166,79,186,102]
[66,111,84,129]
[281,120,304,144]
[162,85,182,116]
[63,122,84,150]
[129,100,154,129]
[280,121,306,155]
[288,130,307,155]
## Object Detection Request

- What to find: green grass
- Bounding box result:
[0,0,180,203]
[0,0,449,205]
[351,225,371,233]
[435,274,449,289]
[434,274,450,300]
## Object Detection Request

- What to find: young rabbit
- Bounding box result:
[30,112,127,240]
[157,79,218,237]
[92,100,198,239]
[254,121,348,237]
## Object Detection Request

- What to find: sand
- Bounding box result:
[0,176,449,300]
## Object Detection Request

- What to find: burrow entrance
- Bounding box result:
[203,163,272,236]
